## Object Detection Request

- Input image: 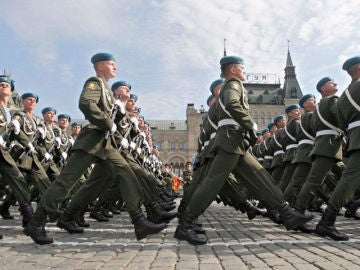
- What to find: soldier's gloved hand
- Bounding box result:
[136,147,142,155]
[129,141,136,150]
[120,138,129,149]
[37,127,46,139]
[0,135,5,147]
[247,129,258,147]
[110,123,117,135]
[44,152,53,161]
[11,119,21,135]
[55,137,62,149]
[61,152,68,160]
[114,99,125,114]
[130,117,139,130]
[69,138,75,145]
[27,142,36,153]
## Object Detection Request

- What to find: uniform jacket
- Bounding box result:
[310,95,342,160]
[338,78,360,155]
[213,77,255,155]
[292,112,315,164]
[71,76,119,160]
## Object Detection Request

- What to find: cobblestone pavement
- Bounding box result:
[1,200,360,270]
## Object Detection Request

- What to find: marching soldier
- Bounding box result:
[294,77,344,217]
[283,94,316,208]
[24,52,167,245]
[38,107,61,182]
[269,115,287,184]
[315,57,360,241]
[174,55,313,245]
[0,77,34,236]
[278,104,301,191]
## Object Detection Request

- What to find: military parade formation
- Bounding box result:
[1,52,360,247]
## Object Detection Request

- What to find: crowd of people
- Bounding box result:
[1,52,360,246]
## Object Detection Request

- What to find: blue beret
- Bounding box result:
[71,122,81,128]
[111,80,131,91]
[41,107,57,115]
[267,122,276,130]
[57,114,71,122]
[21,93,39,103]
[342,56,360,71]
[91,52,115,64]
[299,94,315,108]
[274,115,286,124]
[220,55,244,66]
[316,77,333,92]
[206,95,214,105]
[256,131,262,137]
[0,76,12,86]
[261,128,270,135]
[209,79,225,94]
[285,104,300,114]
[130,94,138,102]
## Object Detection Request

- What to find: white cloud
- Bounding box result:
[1,0,360,119]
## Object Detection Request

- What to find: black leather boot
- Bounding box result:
[131,210,167,240]
[245,200,267,220]
[57,206,84,234]
[89,203,109,222]
[20,203,34,228]
[174,213,207,245]
[315,209,349,241]
[278,202,313,231]
[293,208,315,234]
[23,218,53,245]
[146,202,177,224]
[0,196,14,220]
[74,207,90,227]
[344,199,360,220]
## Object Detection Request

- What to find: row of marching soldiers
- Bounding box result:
[0,52,179,244]
[173,55,360,245]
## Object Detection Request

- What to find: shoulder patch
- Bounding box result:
[228,81,240,90]
[88,82,96,90]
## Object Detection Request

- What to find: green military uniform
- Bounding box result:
[30,76,144,225]
[37,123,61,182]
[11,111,52,198]
[269,128,285,184]
[326,78,360,214]
[184,77,284,218]
[278,116,300,191]
[283,112,315,206]
[295,95,343,211]
[0,106,31,206]
[260,135,274,172]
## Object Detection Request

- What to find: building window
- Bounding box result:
[170,143,175,150]
[179,143,184,150]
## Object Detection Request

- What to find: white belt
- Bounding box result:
[203,140,209,147]
[210,132,216,139]
[298,139,314,145]
[264,155,273,160]
[274,150,285,156]
[218,119,240,127]
[286,144,298,151]
[348,120,360,130]
[316,129,338,137]
[257,158,264,161]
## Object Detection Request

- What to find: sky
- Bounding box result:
[1,0,359,120]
